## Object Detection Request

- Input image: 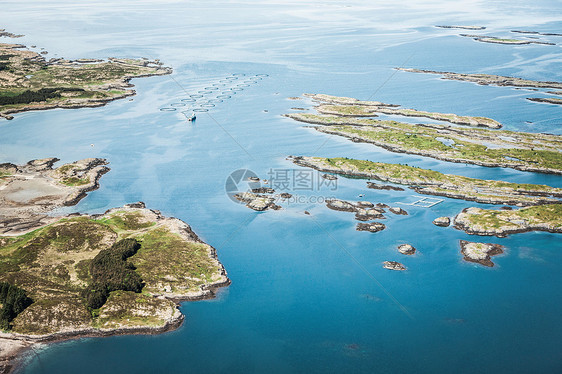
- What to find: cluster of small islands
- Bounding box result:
[1,24,562,373]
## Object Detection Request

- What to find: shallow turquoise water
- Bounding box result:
[1,1,561,373]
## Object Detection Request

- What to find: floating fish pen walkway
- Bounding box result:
[399,196,443,207]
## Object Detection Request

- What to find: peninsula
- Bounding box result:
[290,156,562,206]
[0,42,171,120]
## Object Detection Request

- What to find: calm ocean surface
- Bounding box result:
[1,1,561,373]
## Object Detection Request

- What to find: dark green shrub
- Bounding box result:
[0,282,33,330]
[84,239,143,309]
[0,87,85,106]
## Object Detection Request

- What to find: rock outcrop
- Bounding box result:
[389,207,408,215]
[460,240,504,267]
[356,222,386,233]
[382,261,406,271]
[433,216,451,227]
[398,244,416,255]
[235,192,280,211]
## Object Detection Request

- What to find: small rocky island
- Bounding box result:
[290,156,562,206]
[286,97,562,175]
[0,41,171,120]
[326,199,386,220]
[460,240,504,267]
[397,244,416,255]
[433,217,451,227]
[454,204,562,237]
[234,191,281,211]
[382,261,406,271]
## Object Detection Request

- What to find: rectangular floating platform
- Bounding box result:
[398,196,443,208]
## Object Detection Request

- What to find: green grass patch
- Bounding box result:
[98,212,155,231]
[60,176,89,186]
[133,228,217,293]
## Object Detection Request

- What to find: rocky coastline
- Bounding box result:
[290,156,562,206]
[459,240,504,267]
[0,158,110,235]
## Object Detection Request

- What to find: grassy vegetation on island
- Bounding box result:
[459,34,555,45]
[315,102,502,128]
[0,42,171,119]
[454,204,562,237]
[0,206,228,335]
[395,68,562,89]
[286,112,562,174]
[291,156,562,206]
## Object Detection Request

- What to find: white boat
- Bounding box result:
[182,111,196,122]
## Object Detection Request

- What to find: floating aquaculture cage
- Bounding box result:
[399,196,443,208]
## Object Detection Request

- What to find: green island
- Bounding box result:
[527,97,562,105]
[307,93,502,128]
[0,203,229,338]
[395,68,562,89]
[459,34,555,45]
[0,158,229,369]
[290,156,562,206]
[0,42,171,120]
[454,204,562,237]
[285,108,562,174]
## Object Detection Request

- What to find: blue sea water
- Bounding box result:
[1,1,561,373]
